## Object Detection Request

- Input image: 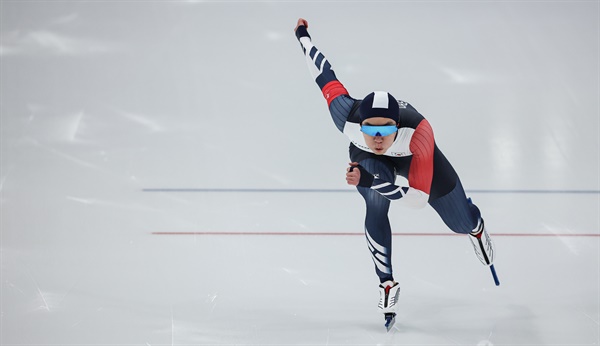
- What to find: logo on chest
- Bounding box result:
[389,151,409,157]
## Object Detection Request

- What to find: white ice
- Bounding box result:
[1,1,598,345]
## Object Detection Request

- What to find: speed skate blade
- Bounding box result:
[490,264,500,286]
[384,313,396,332]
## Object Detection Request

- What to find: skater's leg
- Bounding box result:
[356,157,397,283]
[349,145,404,318]
[429,178,480,234]
[427,145,494,265]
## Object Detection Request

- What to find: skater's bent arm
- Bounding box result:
[362,119,435,208]
[295,19,354,132]
[347,162,429,209]
[371,179,428,209]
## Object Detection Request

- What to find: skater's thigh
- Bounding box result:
[429,145,459,199]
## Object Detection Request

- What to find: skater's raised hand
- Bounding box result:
[294,18,308,32]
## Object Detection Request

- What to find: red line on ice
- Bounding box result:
[151,231,600,237]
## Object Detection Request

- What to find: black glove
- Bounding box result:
[350,165,375,188]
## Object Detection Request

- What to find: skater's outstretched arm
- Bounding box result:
[294,18,355,132]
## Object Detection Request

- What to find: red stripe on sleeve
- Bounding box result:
[408,119,435,195]
[321,81,349,106]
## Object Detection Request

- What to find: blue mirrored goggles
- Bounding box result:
[360,125,398,137]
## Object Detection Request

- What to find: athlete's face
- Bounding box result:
[361,117,398,155]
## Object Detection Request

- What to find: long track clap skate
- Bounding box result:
[378,281,400,332]
[384,313,396,331]
[469,218,500,286]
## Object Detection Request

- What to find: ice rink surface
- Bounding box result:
[1,1,599,345]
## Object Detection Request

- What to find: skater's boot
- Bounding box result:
[378,280,400,314]
[469,218,495,266]
[378,281,400,331]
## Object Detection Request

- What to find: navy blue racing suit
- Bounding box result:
[295,25,481,283]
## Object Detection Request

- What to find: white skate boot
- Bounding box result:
[469,218,495,266]
[378,281,400,331]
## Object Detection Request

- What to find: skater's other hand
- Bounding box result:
[295,18,308,32]
[346,162,360,186]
